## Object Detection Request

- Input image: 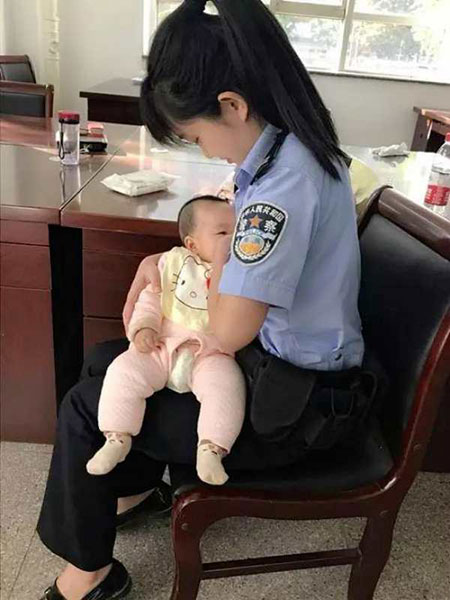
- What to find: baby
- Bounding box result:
[86,195,246,485]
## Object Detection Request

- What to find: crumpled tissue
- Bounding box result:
[101,169,175,196]
[372,142,409,157]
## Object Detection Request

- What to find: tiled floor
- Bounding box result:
[1,441,449,600]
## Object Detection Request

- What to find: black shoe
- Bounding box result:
[116,481,172,529]
[40,558,131,599]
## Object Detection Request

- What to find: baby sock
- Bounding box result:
[86,432,132,475]
[196,440,229,485]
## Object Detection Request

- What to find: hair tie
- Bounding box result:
[183,0,207,15]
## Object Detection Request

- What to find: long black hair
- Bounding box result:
[141,0,346,179]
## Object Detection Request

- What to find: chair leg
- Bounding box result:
[348,510,398,600]
[170,502,210,600]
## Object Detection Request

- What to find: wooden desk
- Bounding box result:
[80,78,142,125]
[411,107,450,152]
[345,145,450,221]
[0,116,136,442]
[62,126,233,349]
[0,113,55,147]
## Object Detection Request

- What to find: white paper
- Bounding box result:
[372,142,409,158]
[101,169,175,197]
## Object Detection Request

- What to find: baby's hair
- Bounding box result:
[178,195,228,242]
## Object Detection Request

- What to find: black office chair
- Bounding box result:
[0,80,54,118]
[0,54,36,82]
[168,187,450,600]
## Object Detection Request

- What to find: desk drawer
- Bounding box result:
[83,251,145,318]
[84,317,126,352]
[0,221,49,245]
[0,242,51,289]
[82,230,179,318]
[83,230,178,254]
[1,286,56,443]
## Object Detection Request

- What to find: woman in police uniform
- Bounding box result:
[37,1,365,598]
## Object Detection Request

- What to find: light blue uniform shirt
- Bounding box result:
[219,124,364,370]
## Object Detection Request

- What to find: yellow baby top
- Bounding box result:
[349,157,379,220]
[127,247,228,393]
[160,246,212,333]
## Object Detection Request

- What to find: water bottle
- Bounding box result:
[58,110,80,166]
[425,133,450,216]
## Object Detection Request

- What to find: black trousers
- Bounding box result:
[37,340,310,571]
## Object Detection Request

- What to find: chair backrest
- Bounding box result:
[359,188,450,459]
[0,55,36,83]
[0,81,54,118]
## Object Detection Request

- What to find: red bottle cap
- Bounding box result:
[58,110,80,123]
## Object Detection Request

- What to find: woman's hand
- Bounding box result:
[123,254,162,329]
[134,328,159,353]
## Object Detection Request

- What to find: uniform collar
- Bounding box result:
[235,123,280,192]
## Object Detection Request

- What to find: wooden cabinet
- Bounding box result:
[0,117,138,442]
[0,221,56,443]
[0,221,83,442]
[82,230,179,352]
[80,78,142,126]
[1,242,51,288]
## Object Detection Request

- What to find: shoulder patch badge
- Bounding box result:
[233,202,288,265]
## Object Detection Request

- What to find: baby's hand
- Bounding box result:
[134,328,158,353]
[213,234,233,265]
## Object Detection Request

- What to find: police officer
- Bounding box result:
[213,123,363,372]
[37,1,365,598]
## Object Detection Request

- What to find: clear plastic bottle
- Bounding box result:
[424,132,450,217]
[58,110,80,166]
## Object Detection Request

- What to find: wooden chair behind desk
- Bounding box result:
[0,81,54,118]
[168,188,450,600]
[0,54,36,82]
[411,107,450,152]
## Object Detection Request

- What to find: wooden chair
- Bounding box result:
[0,54,36,82]
[168,187,450,600]
[0,80,54,118]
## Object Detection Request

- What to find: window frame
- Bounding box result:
[143,0,450,84]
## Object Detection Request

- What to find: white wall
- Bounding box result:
[0,0,6,54]
[58,0,144,115]
[3,0,42,79]
[3,0,450,147]
[312,73,450,147]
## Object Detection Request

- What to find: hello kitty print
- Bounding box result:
[161,247,212,332]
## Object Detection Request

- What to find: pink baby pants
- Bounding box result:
[98,343,246,453]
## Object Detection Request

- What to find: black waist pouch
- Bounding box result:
[236,342,378,451]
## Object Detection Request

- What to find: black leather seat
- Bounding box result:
[0,81,54,118]
[0,55,36,82]
[171,422,392,495]
[1,90,45,116]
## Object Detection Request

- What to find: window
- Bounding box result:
[143,0,450,83]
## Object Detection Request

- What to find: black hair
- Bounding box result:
[178,194,228,242]
[142,0,346,179]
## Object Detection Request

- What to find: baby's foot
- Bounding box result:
[86,432,132,475]
[196,442,229,486]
